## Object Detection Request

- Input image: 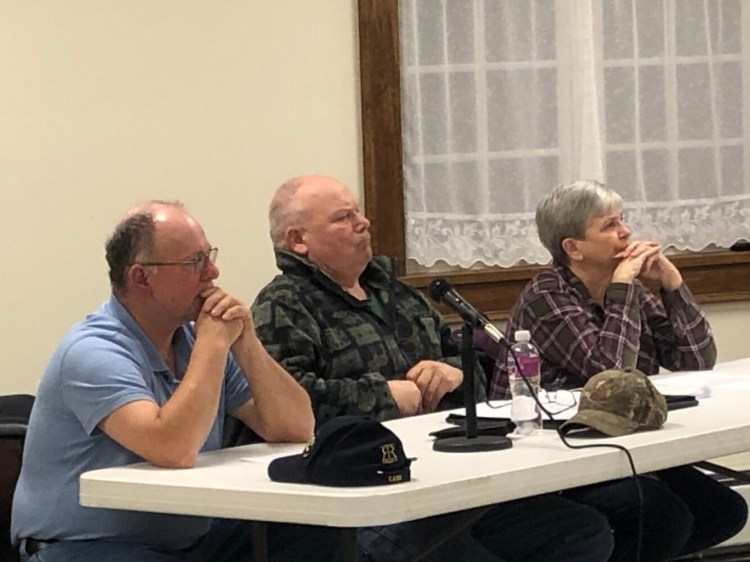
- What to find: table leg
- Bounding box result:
[250,521,268,562]
[694,461,750,484]
[341,528,360,562]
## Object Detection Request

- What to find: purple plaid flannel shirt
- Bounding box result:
[489,265,717,399]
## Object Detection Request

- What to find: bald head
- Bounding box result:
[269,175,349,250]
[105,200,187,291]
[268,175,372,284]
[269,177,305,249]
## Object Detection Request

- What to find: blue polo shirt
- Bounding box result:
[11,295,250,550]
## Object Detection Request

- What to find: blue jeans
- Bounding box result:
[20,519,342,562]
[563,465,748,562]
[359,493,615,562]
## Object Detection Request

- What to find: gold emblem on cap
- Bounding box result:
[301,435,316,457]
[380,443,398,464]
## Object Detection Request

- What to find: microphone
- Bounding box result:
[428,277,513,453]
[427,278,505,343]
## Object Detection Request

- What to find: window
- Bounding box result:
[359,0,750,319]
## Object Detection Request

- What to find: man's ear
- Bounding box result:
[561,238,583,263]
[286,227,308,256]
[127,264,153,296]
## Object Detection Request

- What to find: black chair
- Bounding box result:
[0,395,34,562]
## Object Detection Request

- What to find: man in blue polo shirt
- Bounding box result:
[11,201,334,561]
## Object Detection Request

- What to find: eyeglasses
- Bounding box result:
[484,388,578,415]
[139,247,218,274]
[539,389,578,415]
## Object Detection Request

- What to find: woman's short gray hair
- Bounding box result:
[536,180,623,265]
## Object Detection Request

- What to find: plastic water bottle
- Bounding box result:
[508,330,542,435]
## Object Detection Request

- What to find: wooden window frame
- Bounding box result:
[358,0,750,321]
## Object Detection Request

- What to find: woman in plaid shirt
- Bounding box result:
[490,180,746,562]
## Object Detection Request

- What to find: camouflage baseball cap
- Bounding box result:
[560,369,667,437]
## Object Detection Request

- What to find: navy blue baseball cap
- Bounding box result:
[268,415,414,487]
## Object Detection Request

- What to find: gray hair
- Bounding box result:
[536,180,623,265]
[269,177,307,249]
[105,200,184,291]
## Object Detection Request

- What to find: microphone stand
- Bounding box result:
[433,321,513,453]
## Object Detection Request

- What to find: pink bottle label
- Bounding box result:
[510,354,538,379]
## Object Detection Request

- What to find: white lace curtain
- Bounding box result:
[400,0,750,268]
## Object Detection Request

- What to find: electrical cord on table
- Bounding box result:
[483,345,644,562]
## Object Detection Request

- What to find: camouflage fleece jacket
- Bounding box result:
[252,251,486,424]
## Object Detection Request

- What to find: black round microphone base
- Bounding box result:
[432,435,513,453]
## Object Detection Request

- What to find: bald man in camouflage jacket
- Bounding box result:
[252,175,485,425]
[250,175,618,562]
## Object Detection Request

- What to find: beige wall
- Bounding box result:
[1,1,748,395]
[1,1,362,393]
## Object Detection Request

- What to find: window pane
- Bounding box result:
[605,67,636,144]
[403,156,425,211]
[419,73,448,155]
[399,0,417,67]
[676,0,743,56]
[603,0,634,60]
[416,0,446,65]
[679,147,717,199]
[715,0,742,55]
[642,150,671,201]
[422,161,482,214]
[402,73,419,153]
[677,63,713,141]
[484,0,555,62]
[414,71,478,156]
[639,65,667,142]
[676,0,709,56]
[636,0,664,58]
[487,68,557,150]
[717,61,743,139]
[446,0,476,64]
[448,72,478,153]
[487,156,558,214]
[721,145,744,196]
[606,151,638,200]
